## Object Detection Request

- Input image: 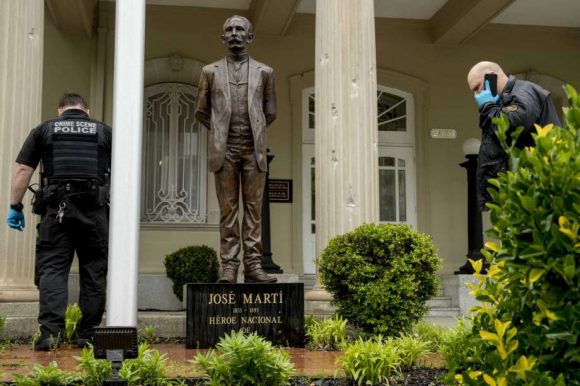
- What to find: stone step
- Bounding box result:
[426,307,461,318]
[426,296,453,308]
[1,301,462,340]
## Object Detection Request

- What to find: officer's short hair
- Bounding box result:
[223,15,253,34]
[58,93,88,109]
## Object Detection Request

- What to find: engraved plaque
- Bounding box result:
[186,283,304,348]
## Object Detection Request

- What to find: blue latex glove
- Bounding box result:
[7,208,25,231]
[474,79,500,108]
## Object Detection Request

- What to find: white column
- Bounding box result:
[306,0,379,301]
[0,0,44,302]
[106,0,145,326]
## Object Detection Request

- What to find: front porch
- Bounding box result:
[0,273,475,340]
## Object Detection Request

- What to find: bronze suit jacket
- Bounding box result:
[194,57,277,172]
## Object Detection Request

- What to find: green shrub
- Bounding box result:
[193,330,294,386]
[392,334,432,368]
[305,315,348,350]
[412,320,446,352]
[457,86,580,386]
[339,336,402,385]
[440,318,484,383]
[63,303,82,343]
[318,223,441,336]
[140,325,157,344]
[164,245,219,301]
[13,361,77,385]
[74,344,180,386]
[75,346,112,386]
[0,314,7,351]
[120,343,177,385]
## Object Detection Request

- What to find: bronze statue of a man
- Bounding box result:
[195,15,277,283]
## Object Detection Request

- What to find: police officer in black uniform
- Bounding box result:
[6,93,112,351]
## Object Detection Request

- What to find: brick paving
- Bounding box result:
[0,343,345,382]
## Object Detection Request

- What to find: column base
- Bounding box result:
[0,301,39,340]
[0,287,39,302]
[304,285,335,317]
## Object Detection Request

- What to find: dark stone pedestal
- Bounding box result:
[186,283,304,348]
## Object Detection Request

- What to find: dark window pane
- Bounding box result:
[309,94,315,129]
[379,156,395,167]
[377,91,406,132]
[398,169,406,222]
[311,167,315,222]
[379,170,396,221]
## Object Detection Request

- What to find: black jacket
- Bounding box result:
[477,75,561,211]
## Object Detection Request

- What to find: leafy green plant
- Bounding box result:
[13,361,78,385]
[29,328,60,352]
[305,315,348,350]
[412,320,446,352]
[0,314,8,352]
[392,334,431,368]
[140,325,157,344]
[164,245,220,301]
[74,346,112,386]
[457,86,580,386]
[63,303,82,343]
[338,336,402,385]
[30,328,39,350]
[120,343,176,385]
[440,318,484,383]
[74,344,180,385]
[318,223,441,336]
[193,330,294,386]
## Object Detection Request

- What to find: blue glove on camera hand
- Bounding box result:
[474,79,499,108]
[7,208,25,231]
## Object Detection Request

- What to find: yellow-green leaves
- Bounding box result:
[479,320,518,360]
[484,241,499,253]
[529,268,545,283]
[458,85,580,386]
[559,216,578,241]
[479,330,500,344]
[534,123,553,138]
[483,374,507,386]
[509,355,537,380]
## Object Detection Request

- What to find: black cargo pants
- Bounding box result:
[35,196,108,340]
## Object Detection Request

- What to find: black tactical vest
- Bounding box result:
[43,111,109,183]
[52,121,99,178]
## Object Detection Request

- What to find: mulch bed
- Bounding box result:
[178,368,447,385]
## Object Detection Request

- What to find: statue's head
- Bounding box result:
[221,15,254,53]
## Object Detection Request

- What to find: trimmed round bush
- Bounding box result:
[318,223,440,336]
[164,245,219,301]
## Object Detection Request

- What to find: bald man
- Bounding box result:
[466,61,561,211]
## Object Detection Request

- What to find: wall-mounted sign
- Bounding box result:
[268,179,293,203]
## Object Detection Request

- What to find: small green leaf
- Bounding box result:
[563,254,576,281]
[529,268,545,283]
[519,195,536,212]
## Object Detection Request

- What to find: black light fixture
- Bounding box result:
[455,138,484,275]
[261,149,283,273]
[93,326,139,385]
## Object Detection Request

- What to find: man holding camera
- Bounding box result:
[466,61,561,211]
[6,93,111,350]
